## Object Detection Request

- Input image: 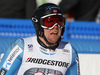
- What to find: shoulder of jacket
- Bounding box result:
[22,36,36,41]
[58,41,72,48]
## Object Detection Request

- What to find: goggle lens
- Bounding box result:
[42,15,64,29]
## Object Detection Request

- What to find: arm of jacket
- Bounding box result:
[0,38,17,54]
[0,38,24,75]
[65,49,80,75]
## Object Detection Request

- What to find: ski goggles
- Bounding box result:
[41,15,65,29]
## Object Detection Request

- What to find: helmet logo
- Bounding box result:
[32,17,38,22]
[46,6,51,10]
[53,10,57,13]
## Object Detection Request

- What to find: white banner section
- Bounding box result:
[78,54,100,75]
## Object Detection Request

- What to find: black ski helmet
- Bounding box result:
[32,3,65,37]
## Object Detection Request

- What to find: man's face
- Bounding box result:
[44,25,62,43]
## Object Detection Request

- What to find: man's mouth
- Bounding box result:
[51,32,58,35]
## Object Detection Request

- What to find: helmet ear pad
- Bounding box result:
[61,27,65,36]
[32,16,44,36]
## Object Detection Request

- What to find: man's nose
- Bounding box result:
[53,23,59,29]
